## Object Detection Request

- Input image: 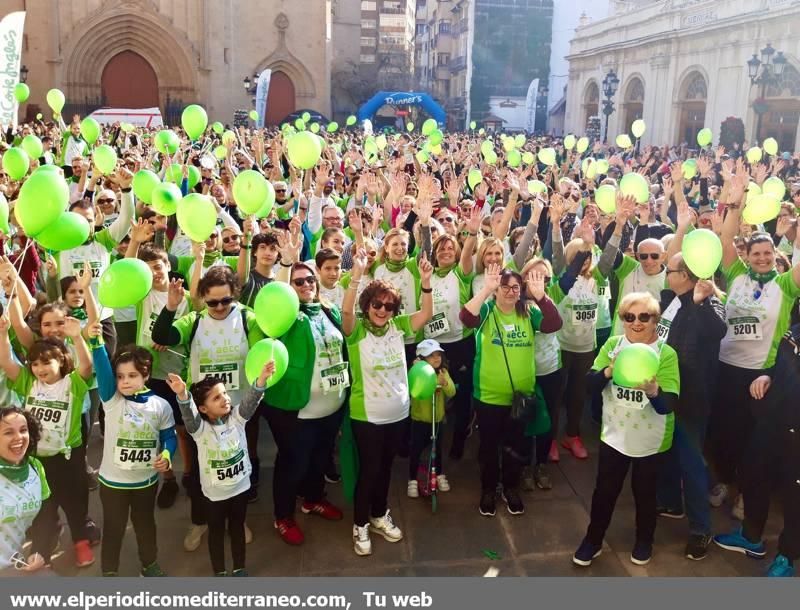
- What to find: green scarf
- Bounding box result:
[70,307,88,321]
[747,268,778,285]
[0,456,30,484]
[384,258,408,273]
[300,302,322,317]
[362,317,391,337]
[204,251,222,268]
[434,263,456,278]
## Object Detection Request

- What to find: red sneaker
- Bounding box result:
[74,539,95,568]
[274,518,304,545]
[562,436,588,459]
[301,499,344,521]
[548,440,560,463]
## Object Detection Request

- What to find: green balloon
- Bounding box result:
[15,169,68,236]
[762,176,786,200]
[346,115,357,126]
[503,137,516,152]
[245,338,289,387]
[375,134,387,150]
[470,121,477,130]
[615,134,632,149]
[98,258,153,309]
[0,193,9,235]
[222,130,237,146]
[480,140,494,157]
[522,151,534,165]
[619,172,650,204]
[212,122,224,134]
[286,131,322,170]
[295,118,306,131]
[327,121,339,133]
[120,122,134,133]
[249,110,259,121]
[612,343,660,389]
[682,159,698,180]
[537,147,556,166]
[429,129,444,146]
[527,179,547,195]
[35,211,90,251]
[164,164,183,184]
[406,122,414,132]
[478,128,485,135]
[682,228,722,280]
[181,104,208,141]
[746,146,763,164]
[133,169,161,204]
[763,137,778,156]
[576,136,589,154]
[507,149,522,168]
[254,281,300,337]
[416,150,429,164]
[564,134,576,150]
[302,112,311,123]
[422,118,437,136]
[20,135,43,159]
[233,170,273,215]
[36,113,43,120]
[696,128,712,147]
[46,88,65,113]
[743,194,780,225]
[80,117,101,145]
[514,134,526,148]
[595,184,617,214]
[2,147,29,180]
[13,83,29,103]
[595,159,610,175]
[484,150,498,165]
[188,165,201,189]
[310,122,320,134]
[213,145,228,160]
[93,145,117,175]
[177,193,217,242]
[150,182,182,216]
[154,129,180,155]
[408,361,437,400]
[467,168,482,190]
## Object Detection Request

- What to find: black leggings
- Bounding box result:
[557,350,595,438]
[532,368,565,465]
[36,448,89,544]
[408,419,444,480]
[441,337,475,454]
[474,399,527,493]
[206,490,248,573]
[99,483,158,573]
[351,419,403,526]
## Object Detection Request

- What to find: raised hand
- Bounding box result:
[165,373,188,399]
[484,263,502,293]
[45,254,58,279]
[696,157,712,178]
[351,247,368,279]
[466,204,482,234]
[77,261,94,291]
[693,279,715,304]
[191,241,206,261]
[129,218,154,244]
[418,252,433,282]
[676,199,692,230]
[167,278,185,311]
[549,193,565,223]
[526,270,546,301]
[63,316,83,339]
[257,360,276,387]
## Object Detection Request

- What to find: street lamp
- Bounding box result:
[746,43,786,143]
[242,73,259,93]
[19,64,28,83]
[601,69,619,144]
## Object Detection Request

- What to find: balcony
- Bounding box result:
[449,55,467,73]
[452,18,468,34]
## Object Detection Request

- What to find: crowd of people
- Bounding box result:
[0,112,799,578]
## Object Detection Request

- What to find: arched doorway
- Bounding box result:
[101,51,159,107]
[761,64,800,152]
[265,71,295,126]
[622,77,645,135]
[677,72,707,145]
[583,81,599,130]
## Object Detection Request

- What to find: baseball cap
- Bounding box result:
[416,339,444,357]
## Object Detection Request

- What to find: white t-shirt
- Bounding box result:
[0,459,49,569]
[298,313,347,420]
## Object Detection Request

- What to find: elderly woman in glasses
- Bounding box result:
[573,292,679,568]
[343,248,433,557]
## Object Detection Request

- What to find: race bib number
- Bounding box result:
[320,362,350,394]
[597,284,607,298]
[143,312,159,341]
[571,303,597,326]
[610,384,648,410]
[211,449,247,487]
[656,320,671,340]
[114,438,157,470]
[424,312,450,339]
[72,261,103,280]
[199,362,240,391]
[729,317,762,341]
[26,398,68,435]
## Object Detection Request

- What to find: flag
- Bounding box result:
[0,11,26,129]
[254,69,272,128]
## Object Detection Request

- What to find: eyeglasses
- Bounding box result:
[637,253,661,261]
[222,235,241,243]
[481,229,492,237]
[440,216,455,223]
[205,296,235,308]
[96,198,115,204]
[370,300,398,312]
[291,276,317,287]
[275,188,286,193]
[622,312,654,323]
[665,268,684,275]
[500,284,521,294]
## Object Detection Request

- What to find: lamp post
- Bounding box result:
[601,69,619,144]
[242,73,259,94]
[746,43,786,143]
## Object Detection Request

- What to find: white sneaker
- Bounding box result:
[407,480,419,498]
[709,483,729,508]
[353,524,372,556]
[183,524,207,552]
[436,474,451,492]
[369,509,403,542]
[731,494,745,521]
[244,522,253,544]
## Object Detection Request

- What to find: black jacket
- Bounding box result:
[659,289,727,418]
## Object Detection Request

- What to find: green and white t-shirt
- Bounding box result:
[12,370,88,458]
[611,256,666,333]
[719,259,800,370]
[592,245,612,330]
[299,312,348,420]
[0,458,50,570]
[473,301,543,406]
[549,269,604,353]
[534,329,562,377]
[427,266,473,344]
[135,289,189,380]
[99,393,175,489]
[56,235,117,321]
[593,336,680,458]
[347,315,414,424]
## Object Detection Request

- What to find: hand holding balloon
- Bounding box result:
[635,377,659,399]
[692,280,715,305]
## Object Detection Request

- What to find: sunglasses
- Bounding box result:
[275,188,286,193]
[292,276,317,287]
[96,198,115,204]
[205,296,235,308]
[637,253,661,261]
[222,235,241,243]
[370,300,397,313]
[622,312,654,323]
[500,284,521,294]
[440,216,456,223]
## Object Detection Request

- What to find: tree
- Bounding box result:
[719,116,745,151]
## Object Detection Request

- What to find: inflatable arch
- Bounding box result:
[357,91,446,125]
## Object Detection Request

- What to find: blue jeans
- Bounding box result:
[657,415,711,536]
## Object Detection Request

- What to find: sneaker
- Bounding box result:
[324,471,342,484]
[562,436,588,459]
[214,571,228,577]
[140,561,167,577]
[369,509,403,542]
[548,440,560,463]
[573,538,602,566]
[521,466,537,491]
[74,540,95,568]
[501,489,525,515]
[479,491,496,517]
[353,524,372,556]
[658,506,686,519]
[631,540,653,565]
[183,524,207,552]
[766,554,795,577]
[534,464,552,490]
[244,523,253,544]
[731,494,745,521]
[713,527,766,558]
[274,518,304,546]
[102,571,118,577]
[436,474,450,492]
[709,483,729,508]
[232,568,248,577]
[685,534,712,561]
[156,477,179,509]
[301,499,343,521]
[407,480,419,498]
[85,517,101,546]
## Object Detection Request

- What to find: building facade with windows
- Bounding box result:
[564,0,800,150]
[360,0,417,88]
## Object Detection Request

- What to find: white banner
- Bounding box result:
[254,69,272,128]
[88,107,164,127]
[525,78,538,134]
[0,11,26,129]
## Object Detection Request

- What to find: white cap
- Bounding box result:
[416,339,444,357]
